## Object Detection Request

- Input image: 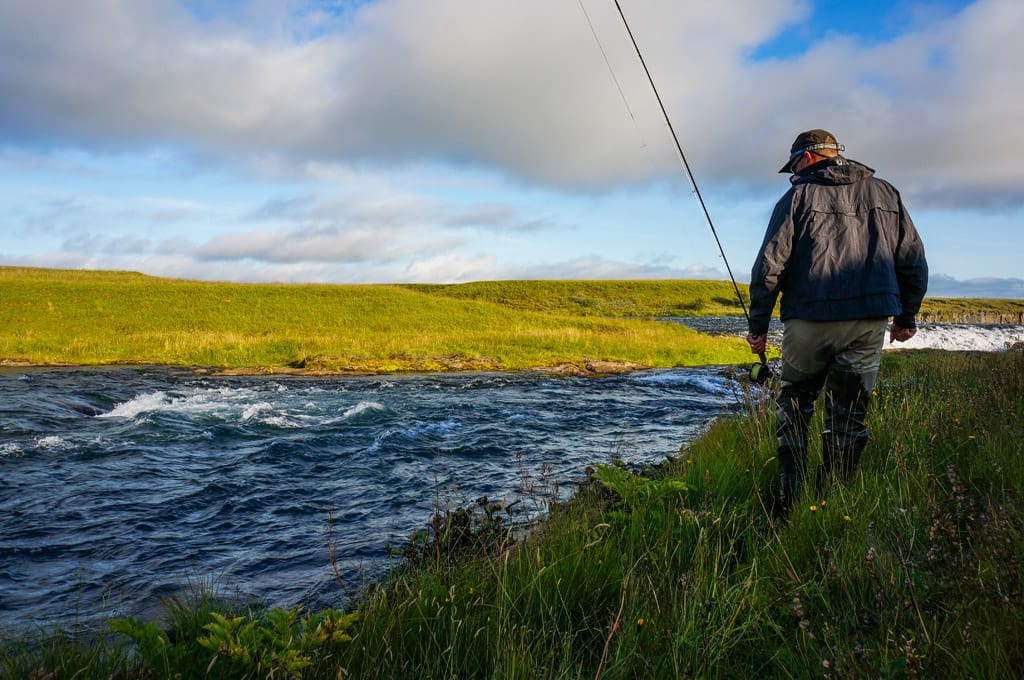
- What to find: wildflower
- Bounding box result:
[968,435,976,440]
[809,505,818,512]
[843,515,852,522]
[637,618,645,626]
[468,587,475,595]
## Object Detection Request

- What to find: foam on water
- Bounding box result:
[631,371,729,394]
[241,402,274,421]
[98,385,312,427]
[342,401,385,419]
[884,324,1024,352]
[99,390,171,419]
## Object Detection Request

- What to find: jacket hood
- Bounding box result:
[791,156,875,187]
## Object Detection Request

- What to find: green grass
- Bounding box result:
[4,348,1022,678]
[398,279,751,317]
[0,267,757,371]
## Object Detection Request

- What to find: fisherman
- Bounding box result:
[745,129,928,517]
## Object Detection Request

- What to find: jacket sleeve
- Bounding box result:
[748,190,795,336]
[892,194,928,329]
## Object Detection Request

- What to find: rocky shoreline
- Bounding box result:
[1,356,650,378]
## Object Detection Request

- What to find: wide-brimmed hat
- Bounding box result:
[779,129,845,173]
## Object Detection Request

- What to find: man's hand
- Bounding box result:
[746,333,766,354]
[889,323,917,343]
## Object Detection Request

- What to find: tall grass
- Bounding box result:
[7,349,1018,678]
[337,348,1024,678]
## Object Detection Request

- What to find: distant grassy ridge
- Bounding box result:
[405,280,1024,324]
[918,297,1024,324]
[399,279,749,317]
[0,267,753,371]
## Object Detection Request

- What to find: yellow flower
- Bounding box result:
[637,618,645,626]
[809,505,819,512]
[843,515,852,522]
[968,435,976,440]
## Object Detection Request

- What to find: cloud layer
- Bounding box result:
[2,0,1022,203]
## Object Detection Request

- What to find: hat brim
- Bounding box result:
[778,158,797,174]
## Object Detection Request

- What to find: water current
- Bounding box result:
[1,319,1021,631]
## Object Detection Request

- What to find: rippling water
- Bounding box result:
[0,365,737,630]
[3,319,1021,632]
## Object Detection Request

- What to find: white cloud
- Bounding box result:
[195,223,459,264]
[1,0,1020,207]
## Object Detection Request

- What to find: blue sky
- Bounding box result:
[1,0,1021,296]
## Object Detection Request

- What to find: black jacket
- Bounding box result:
[748,157,928,336]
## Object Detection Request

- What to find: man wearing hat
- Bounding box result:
[746,129,928,517]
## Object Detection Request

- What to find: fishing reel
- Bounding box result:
[749,352,773,385]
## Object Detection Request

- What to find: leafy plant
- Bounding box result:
[593,463,688,509]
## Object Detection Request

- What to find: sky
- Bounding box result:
[1,0,1021,297]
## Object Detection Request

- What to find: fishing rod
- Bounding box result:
[610,1,771,383]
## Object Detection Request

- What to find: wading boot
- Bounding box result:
[816,369,871,493]
[775,445,807,520]
[773,378,819,519]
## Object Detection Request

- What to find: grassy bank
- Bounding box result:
[3,348,1021,678]
[0,267,756,371]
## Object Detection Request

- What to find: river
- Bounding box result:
[1,319,1021,631]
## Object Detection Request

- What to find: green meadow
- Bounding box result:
[2,349,1021,678]
[2,266,1021,372]
[0,267,756,372]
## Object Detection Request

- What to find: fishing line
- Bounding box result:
[577,0,646,147]
[610,1,770,380]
